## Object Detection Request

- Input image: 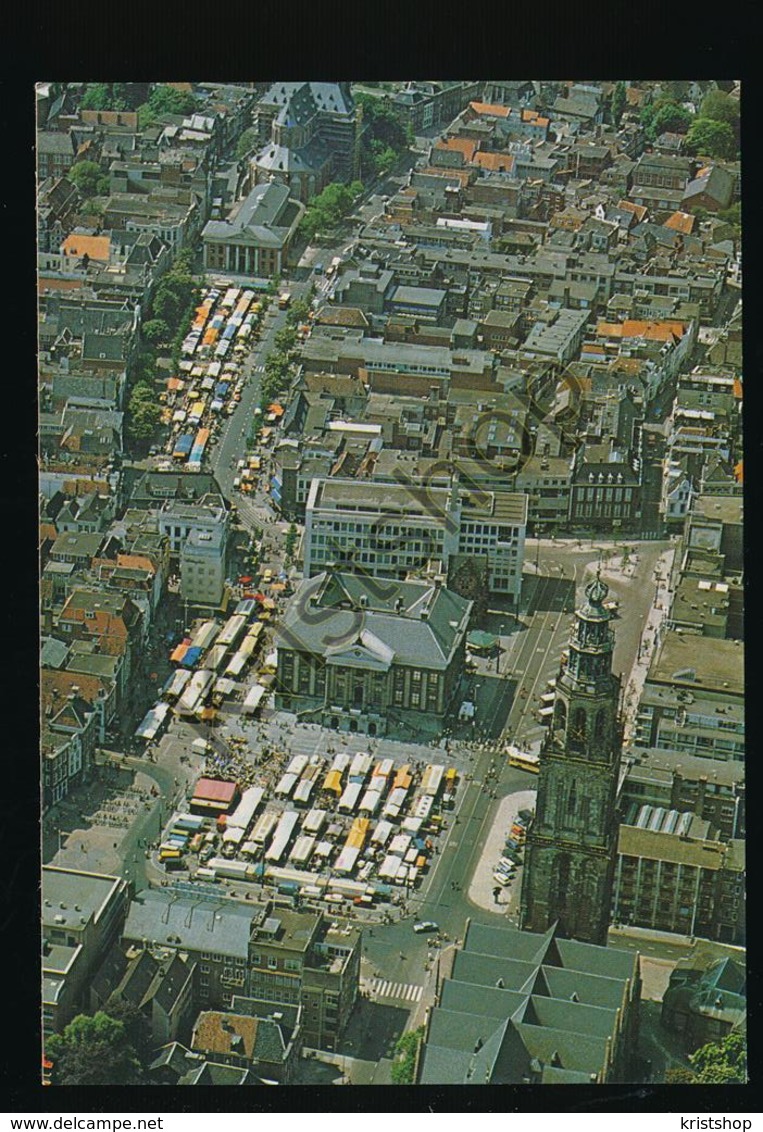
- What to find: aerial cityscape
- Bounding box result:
[37,79,745,1089]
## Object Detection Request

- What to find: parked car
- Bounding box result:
[493,872,511,887]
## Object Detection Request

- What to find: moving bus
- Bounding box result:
[507,747,540,774]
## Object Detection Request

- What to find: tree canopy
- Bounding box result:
[700,90,740,131]
[651,101,693,136]
[81,83,135,112]
[640,99,693,141]
[689,1031,747,1084]
[356,93,413,178]
[138,85,197,129]
[236,127,259,161]
[127,384,162,442]
[68,160,103,199]
[298,180,363,241]
[142,318,171,347]
[46,1011,145,1086]
[685,117,737,160]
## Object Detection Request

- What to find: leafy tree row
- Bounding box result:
[390,1026,425,1084]
[355,93,413,179]
[80,83,142,112]
[298,180,364,242]
[125,246,200,447]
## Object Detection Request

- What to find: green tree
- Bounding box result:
[236,127,259,160]
[68,160,103,198]
[390,1026,425,1085]
[689,1031,747,1085]
[81,83,133,112]
[285,523,298,559]
[665,1065,697,1084]
[662,81,691,103]
[81,83,111,111]
[142,318,171,346]
[652,101,693,136]
[148,85,197,117]
[46,1012,144,1086]
[137,85,196,129]
[127,384,162,441]
[288,297,311,326]
[274,326,297,354]
[104,996,153,1064]
[298,180,362,241]
[685,117,736,160]
[611,81,626,127]
[700,90,740,131]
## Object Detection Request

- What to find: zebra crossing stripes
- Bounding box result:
[371,979,423,1003]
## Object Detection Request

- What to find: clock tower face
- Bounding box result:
[520,571,622,945]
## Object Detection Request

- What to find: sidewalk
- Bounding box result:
[618,546,676,744]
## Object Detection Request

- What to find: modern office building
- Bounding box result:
[42,867,130,1034]
[303,478,527,602]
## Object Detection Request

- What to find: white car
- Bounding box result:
[413,921,438,934]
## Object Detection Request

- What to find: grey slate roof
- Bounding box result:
[123,890,263,959]
[203,181,299,247]
[419,921,639,1085]
[275,571,472,672]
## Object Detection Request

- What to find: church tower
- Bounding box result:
[519,570,622,945]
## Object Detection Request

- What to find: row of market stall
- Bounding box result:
[160,284,268,471]
[134,600,276,740]
[158,752,460,902]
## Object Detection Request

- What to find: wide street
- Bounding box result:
[205,278,312,532]
[355,536,672,1013]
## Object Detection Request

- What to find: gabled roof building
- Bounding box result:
[274,570,472,737]
[419,921,640,1084]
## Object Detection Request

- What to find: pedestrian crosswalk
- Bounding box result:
[370,979,423,1003]
[253,364,266,373]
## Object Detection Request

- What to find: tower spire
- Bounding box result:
[519,571,623,946]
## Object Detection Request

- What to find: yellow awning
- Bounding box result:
[323,769,343,794]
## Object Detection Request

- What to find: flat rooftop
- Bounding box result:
[647,631,744,697]
[42,867,125,931]
[692,494,743,526]
[624,746,745,789]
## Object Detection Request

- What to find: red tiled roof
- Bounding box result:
[435,137,479,163]
[469,101,510,118]
[193,778,238,803]
[472,151,514,172]
[664,211,696,235]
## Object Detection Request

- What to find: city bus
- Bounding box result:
[507,746,540,774]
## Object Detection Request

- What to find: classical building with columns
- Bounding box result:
[201,181,304,278]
